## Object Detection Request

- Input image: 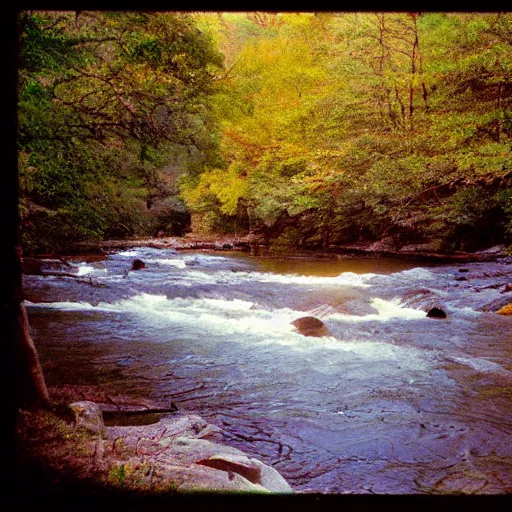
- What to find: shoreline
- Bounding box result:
[57,235,510,265]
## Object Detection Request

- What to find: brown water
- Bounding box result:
[24,248,512,494]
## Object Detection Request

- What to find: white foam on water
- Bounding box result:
[116,250,140,257]
[365,267,439,287]
[30,292,425,333]
[391,267,437,281]
[449,306,481,317]
[187,254,228,262]
[24,294,432,372]
[126,293,256,313]
[24,300,119,312]
[253,270,376,287]
[154,258,187,269]
[318,338,426,362]
[153,254,225,268]
[75,264,96,276]
[26,293,304,340]
[108,293,299,335]
[328,298,426,322]
[171,269,376,288]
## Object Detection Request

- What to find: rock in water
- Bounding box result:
[132,259,145,270]
[426,307,447,319]
[292,316,330,337]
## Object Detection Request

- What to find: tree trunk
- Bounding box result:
[15,301,51,409]
[10,11,51,411]
[12,246,51,410]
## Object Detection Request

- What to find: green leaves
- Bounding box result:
[18,10,224,252]
[19,12,83,73]
[18,11,512,252]
[182,12,512,250]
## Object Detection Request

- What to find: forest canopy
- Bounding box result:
[17,11,512,254]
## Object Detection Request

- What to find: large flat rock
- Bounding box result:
[73,404,293,494]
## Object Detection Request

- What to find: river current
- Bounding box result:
[23,248,512,494]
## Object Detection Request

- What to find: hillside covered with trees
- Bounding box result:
[17,11,512,255]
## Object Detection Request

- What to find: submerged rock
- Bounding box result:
[292,316,330,337]
[402,288,439,309]
[426,307,447,319]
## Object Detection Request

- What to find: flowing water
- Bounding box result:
[23,248,512,494]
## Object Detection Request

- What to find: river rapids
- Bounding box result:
[23,248,512,494]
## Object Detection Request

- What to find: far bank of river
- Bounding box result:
[62,234,510,265]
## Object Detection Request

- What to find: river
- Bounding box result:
[23,247,512,494]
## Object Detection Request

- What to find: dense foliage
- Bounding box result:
[18,11,512,254]
[18,11,223,253]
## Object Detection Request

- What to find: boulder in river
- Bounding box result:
[131,258,146,270]
[426,307,447,319]
[292,316,330,337]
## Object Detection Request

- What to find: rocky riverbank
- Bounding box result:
[67,233,510,264]
[73,234,253,254]
[15,385,293,497]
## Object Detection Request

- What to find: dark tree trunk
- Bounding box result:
[15,300,51,409]
[12,245,51,410]
[7,9,50,413]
